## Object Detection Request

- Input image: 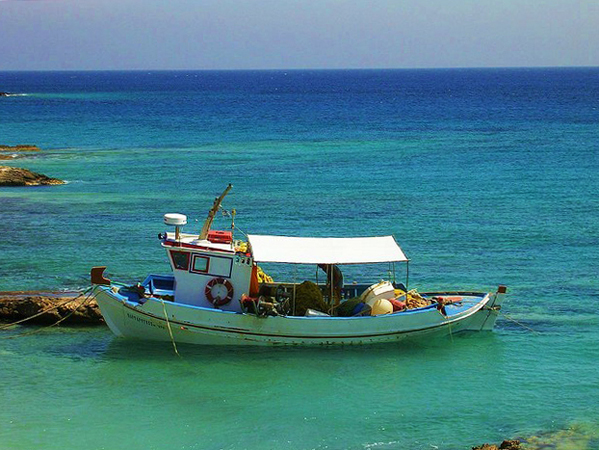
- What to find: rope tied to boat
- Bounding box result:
[160,299,181,357]
[499,311,539,334]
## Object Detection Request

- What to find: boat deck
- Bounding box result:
[110,274,487,319]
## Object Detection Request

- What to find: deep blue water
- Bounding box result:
[1,69,598,450]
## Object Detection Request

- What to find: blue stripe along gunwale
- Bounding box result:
[120,297,486,340]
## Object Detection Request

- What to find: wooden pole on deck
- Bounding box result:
[199,184,233,240]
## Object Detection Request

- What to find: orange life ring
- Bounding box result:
[205,277,234,307]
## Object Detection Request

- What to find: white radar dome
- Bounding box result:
[164,213,187,227]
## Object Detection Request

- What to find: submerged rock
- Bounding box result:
[0,291,103,325]
[522,424,599,450]
[472,429,597,450]
[0,166,64,186]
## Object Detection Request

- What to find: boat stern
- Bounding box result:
[90,266,129,337]
[92,284,128,336]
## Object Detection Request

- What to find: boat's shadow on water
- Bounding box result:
[98,330,506,363]
[43,310,590,364]
[2,325,505,366]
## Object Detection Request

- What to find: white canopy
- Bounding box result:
[247,235,408,265]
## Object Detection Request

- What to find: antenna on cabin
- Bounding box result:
[199,184,233,240]
[164,213,188,241]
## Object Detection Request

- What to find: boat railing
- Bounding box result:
[260,282,376,301]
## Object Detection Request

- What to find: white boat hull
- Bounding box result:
[93,285,503,346]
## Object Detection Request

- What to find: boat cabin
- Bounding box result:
[147,185,411,316]
[157,214,409,315]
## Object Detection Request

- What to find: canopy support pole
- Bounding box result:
[406,261,410,290]
[330,269,333,306]
[292,265,297,316]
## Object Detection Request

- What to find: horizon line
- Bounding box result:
[1,65,598,73]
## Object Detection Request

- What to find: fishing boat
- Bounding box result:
[91,185,506,346]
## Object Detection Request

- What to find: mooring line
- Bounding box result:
[47,289,95,328]
[500,311,539,334]
[161,299,181,357]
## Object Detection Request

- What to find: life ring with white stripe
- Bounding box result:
[205,277,234,307]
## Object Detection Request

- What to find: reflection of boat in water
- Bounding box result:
[91,185,506,346]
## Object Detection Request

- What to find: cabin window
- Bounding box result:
[192,255,210,273]
[170,251,190,270]
[189,254,233,278]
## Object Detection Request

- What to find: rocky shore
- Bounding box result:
[0,145,40,152]
[0,291,103,325]
[472,440,521,450]
[0,166,65,186]
[0,145,65,184]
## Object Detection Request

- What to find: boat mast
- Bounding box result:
[199,184,233,240]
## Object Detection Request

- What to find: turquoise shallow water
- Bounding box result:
[2,326,599,450]
[1,69,599,449]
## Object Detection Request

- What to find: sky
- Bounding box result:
[0,0,598,70]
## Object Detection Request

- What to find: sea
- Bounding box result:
[0,68,598,450]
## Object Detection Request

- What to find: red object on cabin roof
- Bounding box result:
[207,230,233,244]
